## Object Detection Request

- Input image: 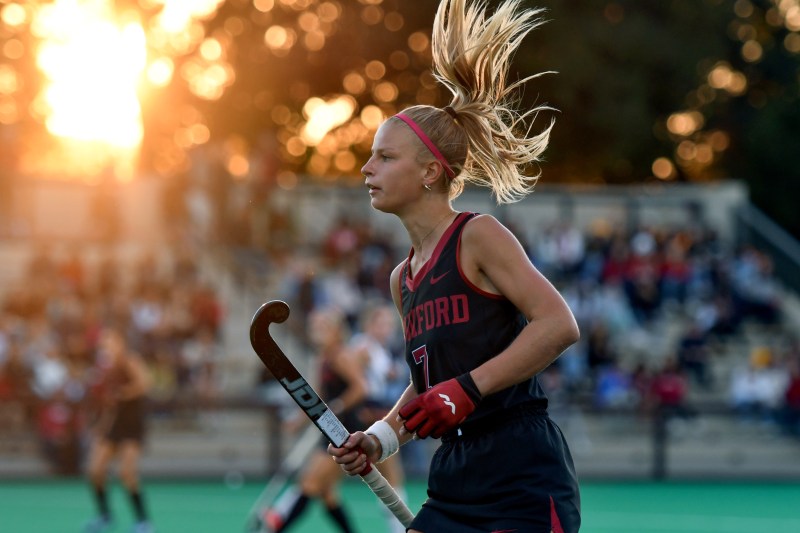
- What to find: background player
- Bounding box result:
[84,327,154,533]
[259,307,365,533]
[348,299,408,533]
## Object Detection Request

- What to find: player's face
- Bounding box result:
[308,310,342,348]
[369,307,396,343]
[362,121,427,214]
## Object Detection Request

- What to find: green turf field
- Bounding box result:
[2,478,800,532]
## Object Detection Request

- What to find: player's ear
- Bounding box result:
[421,160,443,188]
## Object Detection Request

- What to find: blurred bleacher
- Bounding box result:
[2,180,800,481]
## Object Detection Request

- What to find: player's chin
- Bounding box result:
[368,194,399,215]
[368,193,386,210]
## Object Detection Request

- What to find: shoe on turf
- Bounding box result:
[260,509,283,532]
[130,520,155,533]
[83,516,112,533]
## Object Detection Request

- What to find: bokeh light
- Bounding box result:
[0,0,793,187]
[652,157,676,180]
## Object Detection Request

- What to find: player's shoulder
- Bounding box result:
[461,213,516,244]
[390,257,407,278]
[389,259,405,288]
[388,259,407,312]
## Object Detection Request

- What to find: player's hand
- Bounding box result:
[397,375,480,439]
[327,431,380,476]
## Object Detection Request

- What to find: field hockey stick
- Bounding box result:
[244,422,321,532]
[249,300,415,529]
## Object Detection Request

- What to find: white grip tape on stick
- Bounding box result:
[361,468,415,528]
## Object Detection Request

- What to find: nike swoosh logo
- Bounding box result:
[430,270,450,284]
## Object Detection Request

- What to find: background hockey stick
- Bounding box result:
[243,422,320,532]
[249,300,414,529]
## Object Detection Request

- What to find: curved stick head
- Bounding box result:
[255,300,290,324]
[250,300,290,349]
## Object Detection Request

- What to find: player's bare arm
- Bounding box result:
[327,347,368,414]
[460,214,580,397]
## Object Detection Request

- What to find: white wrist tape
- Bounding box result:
[365,420,400,463]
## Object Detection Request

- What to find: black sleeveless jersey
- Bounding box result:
[400,212,548,425]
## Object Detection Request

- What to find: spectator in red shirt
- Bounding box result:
[648,357,694,420]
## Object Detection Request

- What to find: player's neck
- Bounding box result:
[408,210,457,268]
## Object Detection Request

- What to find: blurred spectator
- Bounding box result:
[660,235,692,306]
[279,255,324,349]
[323,214,362,266]
[356,230,398,301]
[728,347,789,424]
[676,322,712,389]
[623,228,662,324]
[533,219,586,281]
[600,235,630,286]
[730,246,782,326]
[692,293,740,338]
[162,285,196,343]
[630,362,652,414]
[586,322,616,372]
[36,375,86,475]
[178,326,220,400]
[593,359,636,409]
[58,246,86,292]
[148,348,179,406]
[647,357,693,420]
[129,285,165,360]
[562,280,597,333]
[31,346,68,399]
[191,282,224,340]
[318,259,364,329]
[0,335,35,426]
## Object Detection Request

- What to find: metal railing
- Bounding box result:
[735,202,800,294]
[3,396,799,481]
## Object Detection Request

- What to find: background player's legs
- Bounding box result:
[320,486,354,533]
[118,441,152,531]
[270,450,352,533]
[84,439,115,532]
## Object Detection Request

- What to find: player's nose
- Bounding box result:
[361,157,374,178]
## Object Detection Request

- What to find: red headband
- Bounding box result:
[394,113,456,180]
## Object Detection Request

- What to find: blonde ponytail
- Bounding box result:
[394,0,554,204]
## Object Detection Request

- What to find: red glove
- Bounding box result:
[398,373,482,439]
